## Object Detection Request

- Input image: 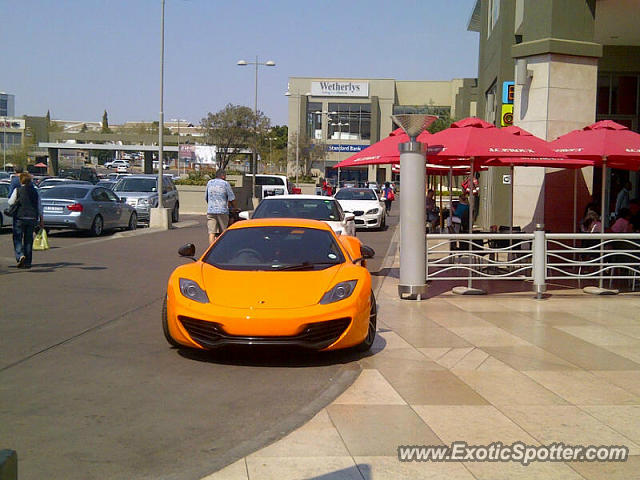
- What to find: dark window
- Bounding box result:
[306,102,323,139]
[327,103,371,140]
[203,226,344,271]
[335,188,377,201]
[40,187,88,199]
[114,178,157,193]
[91,188,110,202]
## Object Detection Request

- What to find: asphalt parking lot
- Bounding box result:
[0,209,399,479]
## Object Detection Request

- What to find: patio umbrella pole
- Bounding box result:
[585,156,617,295]
[439,174,444,231]
[453,157,485,295]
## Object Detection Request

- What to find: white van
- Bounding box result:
[246,174,292,198]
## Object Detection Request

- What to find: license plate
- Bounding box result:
[43,206,64,213]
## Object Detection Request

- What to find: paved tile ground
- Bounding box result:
[203,242,640,480]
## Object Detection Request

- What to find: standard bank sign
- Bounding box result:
[311,81,369,97]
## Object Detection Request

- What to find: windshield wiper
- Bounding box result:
[271,261,337,271]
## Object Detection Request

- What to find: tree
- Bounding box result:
[288,132,326,178]
[101,110,111,133]
[258,125,288,173]
[428,113,454,134]
[45,110,51,126]
[201,103,270,170]
[80,123,88,133]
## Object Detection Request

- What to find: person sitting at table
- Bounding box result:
[454,193,470,232]
[581,211,602,233]
[425,189,439,226]
[611,208,633,233]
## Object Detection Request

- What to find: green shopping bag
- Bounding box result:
[33,229,50,251]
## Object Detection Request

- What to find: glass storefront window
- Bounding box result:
[306,102,322,140]
[327,103,371,140]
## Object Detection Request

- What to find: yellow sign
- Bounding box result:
[501,104,514,127]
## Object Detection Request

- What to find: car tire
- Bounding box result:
[354,291,377,352]
[162,296,180,347]
[172,203,179,223]
[90,215,103,237]
[127,212,137,230]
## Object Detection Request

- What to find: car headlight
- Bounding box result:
[366,208,379,215]
[137,198,149,206]
[179,278,209,303]
[319,280,357,305]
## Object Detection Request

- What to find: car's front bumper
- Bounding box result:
[166,287,370,351]
[354,213,383,229]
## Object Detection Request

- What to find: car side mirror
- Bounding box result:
[344,213,355,222]
[178,243,196,261]
[238,211,250,220]
[361,245,375,259]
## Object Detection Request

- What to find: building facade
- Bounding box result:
[469,0,640,232]
[0,92,15,117]
[286,77,477,184]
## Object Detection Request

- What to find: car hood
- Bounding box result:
[200,262,341,309]
[337,199,381,213]
[114,191,156,199]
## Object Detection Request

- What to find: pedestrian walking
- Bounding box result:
[8,165,23,197]
[381,182,395,213]
[205,169,237,244]
[8,172,43,269]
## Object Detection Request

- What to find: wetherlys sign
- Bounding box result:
[327,144,368,153]
[311,81,369,97]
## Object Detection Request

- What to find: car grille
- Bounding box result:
[353,210,364,216]
[179,316,351,350]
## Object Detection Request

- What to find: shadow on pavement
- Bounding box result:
[308,464,372,479]
[176,339,384,368]
[17,262,108,273]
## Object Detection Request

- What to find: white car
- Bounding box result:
[241,194,356,236]
[335,187,386,230]
[105,159,130,169]
[0,181,12,230]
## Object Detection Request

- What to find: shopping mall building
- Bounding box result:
[287,0,640,232]
[285,77,478,184]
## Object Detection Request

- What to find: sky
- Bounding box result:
[3,0,479,127]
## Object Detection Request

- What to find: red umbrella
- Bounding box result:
[486,126,593,233]
[425,118,567,234]
[549,120,640,291]
[334,128,431,168]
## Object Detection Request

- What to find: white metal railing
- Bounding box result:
[425,230,640,296]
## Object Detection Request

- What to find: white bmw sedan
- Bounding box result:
[335,188,386,230]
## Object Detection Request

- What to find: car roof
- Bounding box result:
[228,218,334,231]
[120,174,163,179]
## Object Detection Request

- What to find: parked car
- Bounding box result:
[335,187,386,230]
[41,184,137,236]
[116,165,129,173]
[163,218,376,352]
[38,178,92,190]
[245,174,292,198]
[113,174,180,223]
[241,195,356,236]
[59,167,99,184]
[0,172,11,181]
[105,159,130,169]
[0,181,12,230]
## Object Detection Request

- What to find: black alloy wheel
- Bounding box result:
[354,291,377,352]
[127,212,137,230]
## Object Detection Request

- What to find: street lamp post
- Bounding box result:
[150,0,169,229]
[237,56,276,203]
[2,116,6,172]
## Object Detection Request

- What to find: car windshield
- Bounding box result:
[204,226,344,271]
[40,187,88,199]
[114,178,156,193]
[253,198,341,221]
[335,188,377,201]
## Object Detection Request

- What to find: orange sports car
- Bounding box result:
[163,218,376,352]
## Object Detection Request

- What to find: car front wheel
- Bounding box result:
[354,291,377,352]
[172,203,179,223]
[127,212,137,230]
[162,296,180,347]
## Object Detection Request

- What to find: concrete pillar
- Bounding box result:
[513,53,598,232]
[144,151,153,174]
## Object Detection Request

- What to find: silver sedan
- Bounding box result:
[41,185,138,236]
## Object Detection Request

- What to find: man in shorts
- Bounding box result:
[205,169,237,243]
